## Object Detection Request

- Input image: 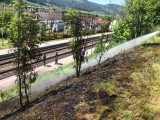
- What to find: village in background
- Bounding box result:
[0,5,117,35]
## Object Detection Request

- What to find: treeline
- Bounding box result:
[110,0,160,47]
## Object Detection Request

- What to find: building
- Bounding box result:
[0,5,62,21]
[94,19,107,29]
[81,17,108,30]
[35,7,62,21]
[81,17,94,29]
[52,20,65,32]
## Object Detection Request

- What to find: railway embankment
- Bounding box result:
[0,32,160,119]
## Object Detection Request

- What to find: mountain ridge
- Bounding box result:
[0,0,122,16]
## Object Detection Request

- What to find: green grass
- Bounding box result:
[0,32,104,50]
[33,62,75,87]
[99,82,115,95]
[0,39,99,104]
[0,48,98,104]
[33,51,97,87]
[0,62,74,103]
[89,36,160,119]
[0,87,18,103]
[0,39,10,49]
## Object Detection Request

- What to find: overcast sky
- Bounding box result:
[88,0,125,5]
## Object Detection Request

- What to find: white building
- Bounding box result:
[52,20,65,32]
[109,19,118,31]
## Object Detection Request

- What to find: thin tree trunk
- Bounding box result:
[18,75,23,108]
[98,56,102,65]
[24,74,29,104]
[76,55,80,77]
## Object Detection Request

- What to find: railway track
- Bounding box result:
[0,35,108,80]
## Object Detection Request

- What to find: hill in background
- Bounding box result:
[0,0,123,16]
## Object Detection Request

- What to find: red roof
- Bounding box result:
[94,19,107,24]
[81,17,107,24]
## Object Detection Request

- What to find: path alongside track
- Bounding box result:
[0,32,110,92]
[0,47,96,92]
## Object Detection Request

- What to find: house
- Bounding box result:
[93,19,107,29]
[52,20,65,32]
[81,17,108,30]
[81,17,97,29]
[27,7,62,21]
[0,5,63,21]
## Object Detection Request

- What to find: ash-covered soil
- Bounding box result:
[1,44,160,120]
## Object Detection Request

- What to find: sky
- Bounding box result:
[88,0,125,5]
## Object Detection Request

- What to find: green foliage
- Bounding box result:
[0,9,13,38]
[0,87,18,103]
[65,9,85,77]
[101,22,110,33]
[39,25,46,41]
[124,0,160,38]
[110,19,131,48]
[94,34,106,65]
[102,15,112,21]
[110,0,160,47]
[0,38,10,49]
[69,39,76,51]
[8,0,41,108]
[11,0,27,11]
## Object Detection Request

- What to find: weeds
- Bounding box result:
[99,82,115,96]
[0,87,18,104]
[1,36,160,119]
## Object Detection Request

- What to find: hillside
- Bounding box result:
[29,0,122,15]
[0,0,123,16]
[1,36,160,119]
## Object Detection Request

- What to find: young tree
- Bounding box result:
[8,0,41,108]
[65,9,85,77]
[94,34,106,65]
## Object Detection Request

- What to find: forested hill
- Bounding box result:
[0,0,122,15]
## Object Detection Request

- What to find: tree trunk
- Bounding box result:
[98,55,102,65]
[19,76,23,108]
[24,74,29,104]
[76,56,80,78]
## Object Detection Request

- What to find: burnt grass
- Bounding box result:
[0,44,160,120]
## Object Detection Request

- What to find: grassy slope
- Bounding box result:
[1,36,160,119]
[0,39,10,49]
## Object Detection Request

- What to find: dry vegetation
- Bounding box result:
[1,37,160,119]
